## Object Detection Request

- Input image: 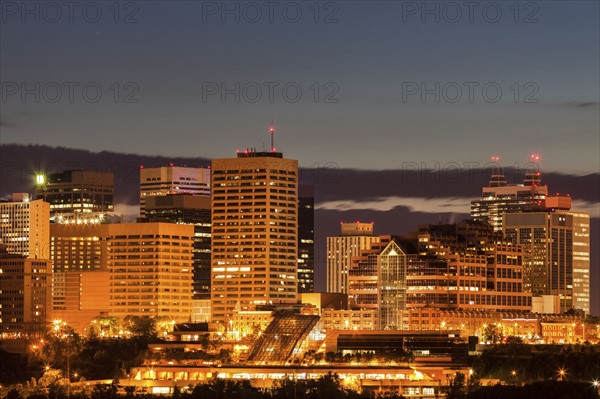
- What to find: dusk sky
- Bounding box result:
[1,2,599,312]
[1,1,599,173]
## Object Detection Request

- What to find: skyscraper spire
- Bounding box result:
[269,122,275,152]
[524,153,542,186]
[488,155,507,187]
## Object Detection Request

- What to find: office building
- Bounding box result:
[139,165,211,217]
[410,221,532,313]
[298,185,315,293]
[471,169,547,231]
[569,211,590,313]
[504,211,576,312]
[144,194,212,300]
[211,149,298,324]
[49,222,195,322]
[326,222,378,293]
[348,221,532,330]
[0,193,50,259]
[0,245,51,352]
[348,236,422,330]
[35,170,114,222]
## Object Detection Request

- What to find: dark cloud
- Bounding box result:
[0,116,16,128]
[562,102,600,108]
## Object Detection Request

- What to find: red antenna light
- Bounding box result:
[491,155,500,162]
[269,124,276,152]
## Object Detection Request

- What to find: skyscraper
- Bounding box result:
[211,149,298,324]
[504,211,576,313]
[107,223,194,321]
[35,170,114,222]
[298,185,315,293]
[49,222,195,324]
[471,169,547,231]
[0,193,50,259]
[569,211,590,314]
[144,194,212,300]
[473,163,590,314]
[139,165,211,217]
[326,222,378,293]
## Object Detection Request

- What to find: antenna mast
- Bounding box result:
[269,122,275,152]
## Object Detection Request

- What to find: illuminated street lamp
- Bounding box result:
[558,368,566,381]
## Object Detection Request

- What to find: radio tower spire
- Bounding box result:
[489,155,506,187]
[269,122,275,152]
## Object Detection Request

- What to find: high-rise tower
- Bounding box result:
[326,222,379,293]
[35,170,114,223]
[210,138,298,324]
[139,165,210,217]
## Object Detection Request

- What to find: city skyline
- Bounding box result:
[2,2,600,397]
[0,142,598,316]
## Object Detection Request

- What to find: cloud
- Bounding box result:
[562,101,599,108]
[317,196,471,214]
[0,116,16,128]
[572,200,600,218]
[318,196,600,218]
[114,203,140,222]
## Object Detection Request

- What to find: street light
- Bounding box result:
[558,368,566,381]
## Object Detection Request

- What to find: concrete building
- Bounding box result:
[139,166,210,217]
[0,245,52,353]
[472,166,590,314]
[50,270,110,334]
[211,149,298,324]
[0,193,50,259]
[347,222,532,330]
[35,170,114,223]
[471,169,547,231]
[569,211,591,314]
[143,194,211,300]
[326,222,378,293]
[504,211,575,312]
[49,222,195,323]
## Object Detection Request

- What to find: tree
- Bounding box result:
[446,372,467,399]
[122,316,157,339]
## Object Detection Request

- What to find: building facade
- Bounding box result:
[326,222,378,294]
[348,237,418,330]
[298,185,315,293]
[0,193,50,259]
[144,194,212,300]
[410,221,532,313]
[504,211,575,313]
[569,211,591,314]
[49,222,195,322]
[211,150,298,324]
[139,166,211,217]
[35,170,114,222]
[471,170,547,231]
[0,246,52,352]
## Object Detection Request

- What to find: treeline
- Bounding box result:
[1,374,408,399]
[467,381,599,399]
[473,343,600,383]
